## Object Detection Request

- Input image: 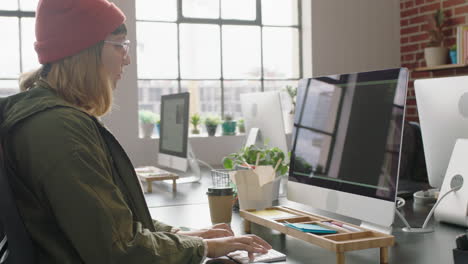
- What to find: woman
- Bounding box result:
[0,0,270,263]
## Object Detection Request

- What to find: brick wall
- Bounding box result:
[400,0,468,121]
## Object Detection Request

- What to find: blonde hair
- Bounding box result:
[19,41,112,117]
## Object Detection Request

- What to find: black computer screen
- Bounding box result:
[159,92,189,158]
[289,68,408,201]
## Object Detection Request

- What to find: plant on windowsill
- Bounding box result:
[191,113,201,134]
[423,8,448,67]
[284,85,297,133]
[205,116,220,136]
[222,114,237,135]
[237,118,245,134]
[138,110,159,138]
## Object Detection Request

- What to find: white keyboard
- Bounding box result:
[227,248,286,263]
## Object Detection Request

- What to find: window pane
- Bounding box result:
[19,0,37,11]
[182,80,221,118]
[136,0,177,21]
[180,24,220,79]
[262,0,298,26]
[138,80,179,114]
[0,80,19,98]
[182,0,219,19]
[21,17,39,73]
[221,0,255,20]
[0,17,20,78]
[263,27,299,79]
[222,26,261,79]
[0,0,18,10]
[137,22,178,79]
[224,80,261,119]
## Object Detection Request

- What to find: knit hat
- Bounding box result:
[34,0,126,64]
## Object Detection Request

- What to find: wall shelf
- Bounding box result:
[414,64,468,72]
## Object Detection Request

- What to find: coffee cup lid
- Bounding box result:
[207,187,233,196]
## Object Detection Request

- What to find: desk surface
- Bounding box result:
[149,198,464,264]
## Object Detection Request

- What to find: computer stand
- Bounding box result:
[165,143,214,184]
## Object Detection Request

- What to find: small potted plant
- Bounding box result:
[205,116,220,136]
[450,44,457,64]
[423,8,448,66]
[138,110,159,138]
[285,85,297,115]
[284,85,297,133]
[222,114,237,136]
[191,113,201,134]
[238,119,245,133]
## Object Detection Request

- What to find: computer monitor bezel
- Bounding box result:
[159,92,190,158]
[287,68,408,229]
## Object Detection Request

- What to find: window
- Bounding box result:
[0,1,37,97]
[136,0,302,121]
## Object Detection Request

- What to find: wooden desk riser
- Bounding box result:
[240,206,394,264]
[135,166,179,193]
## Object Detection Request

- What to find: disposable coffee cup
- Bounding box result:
[207,187,233,224]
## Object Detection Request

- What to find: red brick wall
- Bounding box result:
[400,0,468,121]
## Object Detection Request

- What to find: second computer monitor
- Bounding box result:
[415,76,468,189]
[240,91,289,155]
[158,92,190,172]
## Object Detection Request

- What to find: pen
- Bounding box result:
[330,221,361,232]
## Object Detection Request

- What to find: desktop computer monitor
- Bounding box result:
[240,91,289,155]
[415,76,468,189]
[158,92,190,172]
[288,68,408,231]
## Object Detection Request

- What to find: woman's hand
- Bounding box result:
[204,234,272,260]
[178,223,234,239]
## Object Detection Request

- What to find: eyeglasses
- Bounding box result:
[104,39,131,58]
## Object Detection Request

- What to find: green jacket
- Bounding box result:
[0,80,205,264]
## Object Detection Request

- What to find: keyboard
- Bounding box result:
[227,248,286,263]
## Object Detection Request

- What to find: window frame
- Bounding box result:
[136,0,303,117]
[0,9,35,81]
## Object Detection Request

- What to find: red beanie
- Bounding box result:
[34,0,126,64]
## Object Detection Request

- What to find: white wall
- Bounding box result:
[103,0,401,167]
[310,0,400,76]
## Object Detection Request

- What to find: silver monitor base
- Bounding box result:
[402,227,434,233]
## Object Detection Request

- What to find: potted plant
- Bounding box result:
[284,85,297,133]
[423,8,448,66]
[450,44,457,64]
[190,113,201,134]
[222,144,289,176]
[238,118,246,133]
[205,116,220,136]
[222,114,237,135]
[138,110,159,138]
[223,144,289,207]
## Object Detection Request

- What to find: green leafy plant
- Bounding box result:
[138,110,159,124]
[450,44,457,52]
[285,85,297,114]
[222,144,289,176]
[425,8,446,47]
[191,113,201,134]
[205,116,221,126]
[224,114,234,121]
[238,119,245,133]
